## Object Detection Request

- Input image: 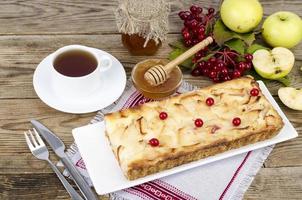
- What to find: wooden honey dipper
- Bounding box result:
[144,36,214,86]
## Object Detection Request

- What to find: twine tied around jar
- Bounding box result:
[115,0,170,47]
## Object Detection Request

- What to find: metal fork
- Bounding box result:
[24,129,84,200]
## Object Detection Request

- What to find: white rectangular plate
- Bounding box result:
[72,81,298,195]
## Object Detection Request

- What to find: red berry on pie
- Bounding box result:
[232,117,241,126]
[206,97,214,106]
[194,118,204,127]
[149,138,159,147]
[159,112,168,120]
[250,88,259,96]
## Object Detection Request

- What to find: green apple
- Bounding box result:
[220,0,263,33]
[252,47,295,80]
[278,87,302,110]
[262,11,302,48]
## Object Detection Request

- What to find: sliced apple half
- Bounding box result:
[252,47,295,80]
[278,87,302,111]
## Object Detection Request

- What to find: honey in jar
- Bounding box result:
[132,59,182,99]
[115,0,169,56]
[122,33,161,56]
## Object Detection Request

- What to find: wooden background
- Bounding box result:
[0,0,301,199]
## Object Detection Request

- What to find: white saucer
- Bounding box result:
[33,47,126,114]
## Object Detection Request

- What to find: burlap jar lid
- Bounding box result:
[115,0,170,46]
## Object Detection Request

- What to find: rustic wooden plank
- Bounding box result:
[0,99,94,145]
[0,98,93,174]
[0,0,301,35]
[0,34,301,99]
[0,174,107,200]
[244,167,302,200]
[0,167,301,200]
[0,155,58,174]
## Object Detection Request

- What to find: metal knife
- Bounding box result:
[31,120,98,200]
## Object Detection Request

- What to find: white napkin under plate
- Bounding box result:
[61,80,273,200]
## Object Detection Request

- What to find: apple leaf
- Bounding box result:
[245,69,291,86]
[246,44,270,54]
[225,39,246,55]
[276,76,291,87]
[169,40,187,51]
[205,17,216,35]
[213,19,255,46]
[213,19,234,45]
[239,33,256,46]
[169,48,193,69]
[244,69,270,84]
[197,53,215,62]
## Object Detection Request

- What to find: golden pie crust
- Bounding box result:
[105,76,284,180]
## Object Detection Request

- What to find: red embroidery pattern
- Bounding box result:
[75,158,86,170]
[131,183,182,200]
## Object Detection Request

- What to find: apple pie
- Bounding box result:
[105,76,284,180]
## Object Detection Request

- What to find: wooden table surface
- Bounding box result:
[0,0,301,199]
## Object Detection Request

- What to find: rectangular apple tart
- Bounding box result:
[105,76,284,180]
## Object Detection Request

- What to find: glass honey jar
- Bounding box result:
[121,33,161,56]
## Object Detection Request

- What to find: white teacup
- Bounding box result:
[50,45,112,98]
